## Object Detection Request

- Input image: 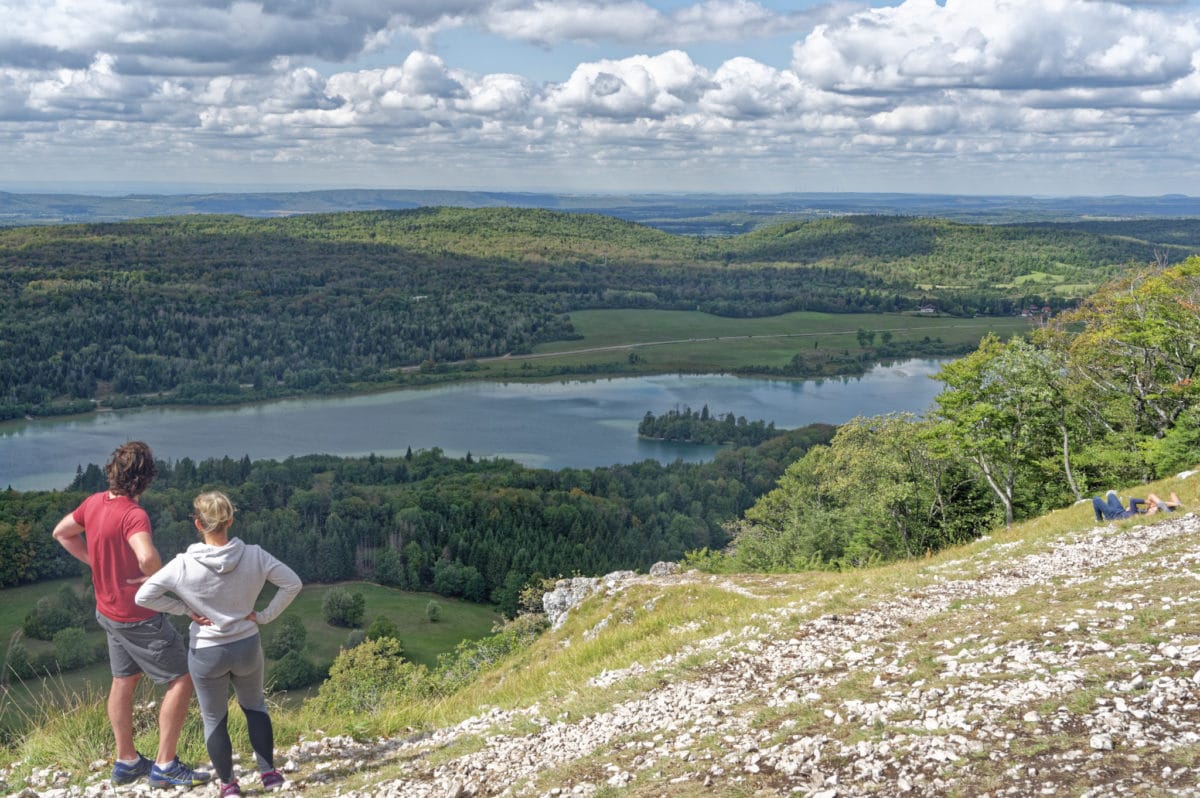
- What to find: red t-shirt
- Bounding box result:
[73,492,157,623]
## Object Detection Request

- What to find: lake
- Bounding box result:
[0,360,946,491]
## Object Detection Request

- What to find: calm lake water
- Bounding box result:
[0,360,946,492]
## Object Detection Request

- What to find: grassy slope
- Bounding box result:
[7,470,1198,793]
[309,469,1200,795]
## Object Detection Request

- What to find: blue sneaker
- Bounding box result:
[148,758,212,788]
[112,753,153,785]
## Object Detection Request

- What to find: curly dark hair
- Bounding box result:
[104,441,157,497]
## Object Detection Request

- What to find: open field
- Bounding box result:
[276,581,501,670]
[462,309,1035,378]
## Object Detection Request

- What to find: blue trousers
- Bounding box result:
[1092,492,1144,522]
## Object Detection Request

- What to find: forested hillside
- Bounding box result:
[0,425,836,615]
[724,215,1198,288]
[3,209,1197,420]
[719,258,1200,572]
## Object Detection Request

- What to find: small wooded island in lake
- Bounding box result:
[639,406,779,446]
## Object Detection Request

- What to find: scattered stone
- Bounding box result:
[13,515,1200,798]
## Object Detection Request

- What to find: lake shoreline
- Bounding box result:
[9,342,957,427]
[1,363,950,493]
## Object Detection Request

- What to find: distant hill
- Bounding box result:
[4,207,1199,420]
[3,188,1200,230]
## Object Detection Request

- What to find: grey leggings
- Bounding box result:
[189,635,274,783]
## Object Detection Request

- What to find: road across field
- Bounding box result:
[399,321,1013,372]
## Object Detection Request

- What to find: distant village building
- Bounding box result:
[1020,305,1054,325]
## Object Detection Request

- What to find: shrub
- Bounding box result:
[30,651,59,676]
[268,650,325,691]
[322,588,365,628]
[679,547,735,574]
[365,616,401,643]
[3,636,33,682]
[425,600,441,623]
[263,615,307,659]
[516,574,557,616]
[436,613,548,691]
[52,627,96,671]
[23,587,88,641]
[311,638,428,715]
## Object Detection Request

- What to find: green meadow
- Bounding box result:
[273,581,501,670]
[0,578,500,738]
[467,308,1034,378]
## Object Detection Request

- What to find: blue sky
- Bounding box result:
[3,0,1200,195]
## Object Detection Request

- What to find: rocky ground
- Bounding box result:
[9,512,1200,797]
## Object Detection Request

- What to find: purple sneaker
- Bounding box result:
[260,769,285,791]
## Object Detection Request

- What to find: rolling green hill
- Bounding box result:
[2,209,1197,420]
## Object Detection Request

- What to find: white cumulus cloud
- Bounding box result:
[792,0,1200,92]
[546,51,712,119]
[3,0,1200,193]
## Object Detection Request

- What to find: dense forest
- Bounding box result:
[3,209,1198,420]
[716,259,1200,572]
[0,424,837,616]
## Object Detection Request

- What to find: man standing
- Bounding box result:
[53,441,210,788]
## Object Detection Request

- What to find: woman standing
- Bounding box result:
[136,492,302,797]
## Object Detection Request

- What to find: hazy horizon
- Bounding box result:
[2,184,1198,201]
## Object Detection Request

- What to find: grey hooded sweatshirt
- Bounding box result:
[135,537,301,648]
